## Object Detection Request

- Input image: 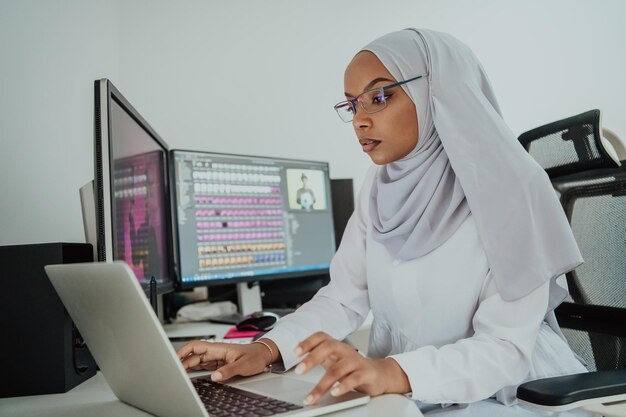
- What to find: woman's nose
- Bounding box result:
[352,106,372,129]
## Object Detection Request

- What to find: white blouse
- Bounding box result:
[264,167,586,407]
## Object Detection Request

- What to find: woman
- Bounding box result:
[177,28,589,415]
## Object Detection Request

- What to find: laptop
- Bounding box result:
[45,261,369,417]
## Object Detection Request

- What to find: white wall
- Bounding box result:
[2,0,625,246]
[0,0,120,245]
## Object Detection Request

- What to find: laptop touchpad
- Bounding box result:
[238,376,314,396]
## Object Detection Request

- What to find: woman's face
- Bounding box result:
[344,51,419,165]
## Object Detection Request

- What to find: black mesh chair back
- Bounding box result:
[519,109,625,372]
[519,109,620,179]
[558,173,626,371]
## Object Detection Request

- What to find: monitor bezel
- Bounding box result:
[169,148,336,290]
[94,79,175,295]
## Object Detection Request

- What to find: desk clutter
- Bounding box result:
[173,300,279,342]
[175,300,238,322]
[223,326,264,339]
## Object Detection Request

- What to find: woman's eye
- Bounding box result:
[372,94,389,105]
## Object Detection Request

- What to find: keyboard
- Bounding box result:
[193,377,303,417]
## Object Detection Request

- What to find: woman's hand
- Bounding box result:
[293,332,410,405]
[176,339,279,382]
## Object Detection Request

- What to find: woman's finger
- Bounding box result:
[294,331,331,356]
[181,354,203,370]
[303,358,356,406]
[329,370,365,397]
[177,341,229,364]
[176,340,205,360]
[211,356,256,381]
[198,359,219,370]
[296,338,350,375]
[188,363,209,372]
[320,355,338,370]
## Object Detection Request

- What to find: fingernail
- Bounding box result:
[294,347,303,356]
[303,395,313,406]
[295,363,305,375]
[331,387,341,397]
[211,372,223,381]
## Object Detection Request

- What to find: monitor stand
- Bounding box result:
[207,282,263,325]
[237,281,263,315]
[79,180,97,261]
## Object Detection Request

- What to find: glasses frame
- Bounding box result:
[333,75,424,123]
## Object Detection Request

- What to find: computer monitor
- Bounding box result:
[92,79,175,295]
[171,150,336,314]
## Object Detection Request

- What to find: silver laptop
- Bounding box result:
[45,261,369,417]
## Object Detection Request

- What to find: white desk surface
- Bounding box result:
[0,320,422,417]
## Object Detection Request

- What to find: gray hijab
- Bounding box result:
[363,29,583,304]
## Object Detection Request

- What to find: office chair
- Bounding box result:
[515,109,626,416]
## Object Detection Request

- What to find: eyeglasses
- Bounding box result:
[333,75,423,123]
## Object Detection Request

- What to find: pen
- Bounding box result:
[150,276,157,315]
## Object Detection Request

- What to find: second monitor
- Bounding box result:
[171,150,336,315]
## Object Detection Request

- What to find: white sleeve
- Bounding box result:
[263,169,374,370]
[390,271,549,404]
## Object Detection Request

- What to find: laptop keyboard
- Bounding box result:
[193,377,303,416]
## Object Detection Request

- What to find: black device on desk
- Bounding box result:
[0,243,97,397]
[236,311,280,331]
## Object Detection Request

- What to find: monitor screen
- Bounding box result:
[94,79,175,294]
[171,150,336,288]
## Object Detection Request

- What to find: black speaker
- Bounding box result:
[330,178,355,249]
[0,242,97,397]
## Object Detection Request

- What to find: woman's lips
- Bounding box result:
[360,138,381,153]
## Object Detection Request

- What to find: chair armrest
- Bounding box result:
[517,369,626,411]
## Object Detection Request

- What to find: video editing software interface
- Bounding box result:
[108,96,172,289]
[172,150,336,286]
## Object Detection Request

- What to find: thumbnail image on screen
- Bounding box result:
[172,150,336,287]
[286,168,328,211]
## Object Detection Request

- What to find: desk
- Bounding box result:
[0,372,421,417]
[0,321,422,417]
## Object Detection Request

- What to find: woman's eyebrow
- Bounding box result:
[345,77,395,98]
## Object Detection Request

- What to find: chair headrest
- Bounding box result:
[518,109,621,179]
